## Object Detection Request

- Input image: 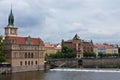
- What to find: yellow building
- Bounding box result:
[44,42,61,56]
[4,9,45,72]
[94,43,118,56]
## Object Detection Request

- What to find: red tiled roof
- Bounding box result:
[44,43,54,48]
[94,44,114,49]
[6,36,41,45]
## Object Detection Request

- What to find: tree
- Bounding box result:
[83,52,96,58]
[0,36,6,63]
[49,46,76,58]
[44,53,48,61]
[98,52,106,58]
[62,46,73,54]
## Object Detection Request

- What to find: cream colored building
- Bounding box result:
[4,9,45,72]
[44,42,61,56]
[94,43,118,56]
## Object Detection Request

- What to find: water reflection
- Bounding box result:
[0,71,45,80]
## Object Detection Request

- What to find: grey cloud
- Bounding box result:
[0,0,120,44]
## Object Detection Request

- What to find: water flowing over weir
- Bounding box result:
[50,68,120,73]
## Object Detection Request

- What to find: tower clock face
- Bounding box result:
[11,29,15,34]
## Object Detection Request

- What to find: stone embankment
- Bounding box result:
[46,58,120,69]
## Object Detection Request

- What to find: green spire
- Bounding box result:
[8,8,14,26]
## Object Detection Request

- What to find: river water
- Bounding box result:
[1,68,120,80]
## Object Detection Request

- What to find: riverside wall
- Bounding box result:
[82,58,120,68]
[47,58,120,69]
[12,65,44,73]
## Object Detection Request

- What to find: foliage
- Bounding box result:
[49,46,76,58]
[62,46,73,54]
[0,36,6,63]
[98,52,119,58]
[0,56,6,62]
[83,52,96,58]
[44,53,48,61]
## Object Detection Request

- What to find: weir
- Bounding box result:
[50,68,120,73]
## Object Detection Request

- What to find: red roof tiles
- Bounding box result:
[6,36,41,45]
[94,44,114,49]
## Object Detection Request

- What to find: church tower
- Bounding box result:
[5,8,18,36]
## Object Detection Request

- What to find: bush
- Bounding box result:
[83,52,96,58]
[0,56,6,62]
[49,46,76,59]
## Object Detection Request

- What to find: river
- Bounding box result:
[1,68,120,80]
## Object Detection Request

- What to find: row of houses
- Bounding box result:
[44,34,119,58]
[94,43,118,56]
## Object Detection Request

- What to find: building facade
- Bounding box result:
[94,43,118,56]
[44,43,61,56]
[62,34,94,58]
[4,9,45,72]
[82,40,94,53]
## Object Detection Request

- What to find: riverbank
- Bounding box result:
[46,58,120,69]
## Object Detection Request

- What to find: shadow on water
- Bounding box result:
[0,71,45,80]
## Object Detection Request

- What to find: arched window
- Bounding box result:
[35,61,37,65]
[31,53,33,58]
[20,61,22,66]
[25,53,27,58]
[25,61,27,65]
[28,53,30,58]
[31,61,33,65]
[28,61,30,65]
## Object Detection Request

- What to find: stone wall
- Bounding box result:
[82,58,120,68]
[12,65,44,73]
[47,58,78,69]
[47,58,120,69]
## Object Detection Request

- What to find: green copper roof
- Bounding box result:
[8,8,14,27]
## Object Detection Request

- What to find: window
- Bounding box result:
[25,53,27,58]
[31,61,33,65]
[19,52,23,58]
[28,53,30,58]
[25,61,27,65]
[13,52,17,58]
[31,53,33,58]
[28,61,30,65]
[35,61,37,65]
[20,61,22,66]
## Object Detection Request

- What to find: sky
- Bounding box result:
[0,0,120,44]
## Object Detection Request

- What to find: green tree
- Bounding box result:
[62,46,73,54]
[98,52,106,58]
[83,52,96,58]
[44,53,48,61]
[0,36,6,63]
[49,46,76,58]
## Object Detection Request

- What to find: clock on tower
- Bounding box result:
[4,8,18,36]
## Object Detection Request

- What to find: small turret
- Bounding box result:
[73,34,80,40]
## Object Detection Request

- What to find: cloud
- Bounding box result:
[0,0,120,44]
